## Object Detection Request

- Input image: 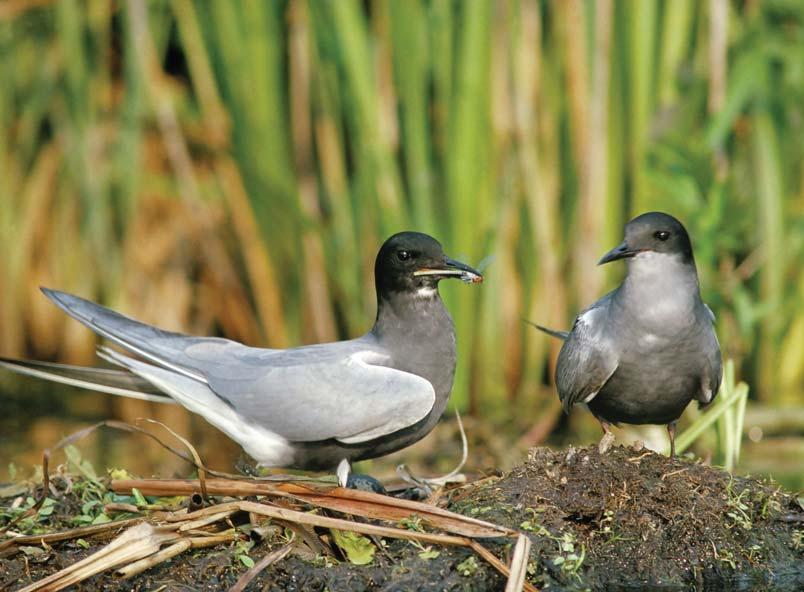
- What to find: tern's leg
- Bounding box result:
[597,419,616,454]
[667,421,677,457]
[337,458,387,494]
[235,454,260,477]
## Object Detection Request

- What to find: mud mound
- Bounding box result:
[453,444,803,590]
[2,444,802,591]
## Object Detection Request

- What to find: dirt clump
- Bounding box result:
[453,444,803,590]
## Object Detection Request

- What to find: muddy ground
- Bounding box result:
[1,444,802,591]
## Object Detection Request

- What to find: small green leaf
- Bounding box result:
[131,488,148,507]
[64,445,98,482]
[238,554,255,568]
[399,516,423,531]
[109,468,134,481]
[37,500,55,517]
[19,546,46,557]
[456,556,479,576]
[76,539,90,549]
[418,549,440,560]
[331,529,376,565]
[91,513,111,525]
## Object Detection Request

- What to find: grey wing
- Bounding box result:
[199,343,437,444]
[41,288,241,380]
[697,303,722,405]
[0,357,173,403]
[42,289,436,445]
[555,302,618,413]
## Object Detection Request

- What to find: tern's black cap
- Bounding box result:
[599,212,694,265]
[374,232,482,296]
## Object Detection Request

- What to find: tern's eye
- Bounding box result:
[397,250,411,261]
[654,230,670,241]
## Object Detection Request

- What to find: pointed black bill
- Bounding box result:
[598,241,638,265]
[413,256,483,284]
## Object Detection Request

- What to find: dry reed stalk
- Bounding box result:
[111,477,513,538]
[16,497,535,591]
[16,522,182,592]
[227,538,296,592]
[0,518,143,554]
[504,534,533,592]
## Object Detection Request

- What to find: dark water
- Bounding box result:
[0,380,242,479]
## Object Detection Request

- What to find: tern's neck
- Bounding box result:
[372,288,457,405]
[372,288,453,342]
[618,252,701,323]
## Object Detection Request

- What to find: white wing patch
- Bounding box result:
[581,363,618,405]
[704,303,716,322]
[559,303,619,409]
[334,351,436,444]
[102,349,295,467]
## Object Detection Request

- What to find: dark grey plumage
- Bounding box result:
[0,232,482,484]
[535,212,722,455]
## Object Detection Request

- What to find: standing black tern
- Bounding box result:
[534,212,722,456]
[0,232,483,488]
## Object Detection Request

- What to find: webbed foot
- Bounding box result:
[345,473,388,495]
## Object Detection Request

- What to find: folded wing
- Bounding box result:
[42,288,437,446]
[556,299,618,413]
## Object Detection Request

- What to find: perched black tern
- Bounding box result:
[534,212,722,455]
[0,232,483,487]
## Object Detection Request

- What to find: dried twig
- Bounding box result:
[17,522,182,592]
[0,518,142,553]
[112,477,513,538]
[505,534,534,592]
[117,539,192,578]
[228,538,296,592]
[7,422,532,591]
[166,500,476,547]
[143,419,210,502]
[397,409,469,488]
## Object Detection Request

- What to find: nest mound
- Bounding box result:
[454,444,803,590]
[2,444,802,591]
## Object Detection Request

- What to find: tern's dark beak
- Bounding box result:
[598,241,638,265]
[413,256,483,284]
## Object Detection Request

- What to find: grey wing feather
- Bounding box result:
[697,302,722,406]
[555,297,618,413]
[42,289,436,445]
[41,288,235,381]
[195,340,437,444]
[525,320,569,340]
[0,356,173,403]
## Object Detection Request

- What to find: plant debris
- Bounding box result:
[1,443,802,591]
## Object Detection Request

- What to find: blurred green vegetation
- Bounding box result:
[0,1,802,484]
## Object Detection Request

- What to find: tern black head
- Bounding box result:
[598,212,694,265]
[374,231,482,298]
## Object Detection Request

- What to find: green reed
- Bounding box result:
[0,0,802,461]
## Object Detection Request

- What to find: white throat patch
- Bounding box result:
[625,251,698,323]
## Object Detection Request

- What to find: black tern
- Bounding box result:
[534,212,722,456]
[0,232,483,487]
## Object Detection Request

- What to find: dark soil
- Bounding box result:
[2,444,802,591]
